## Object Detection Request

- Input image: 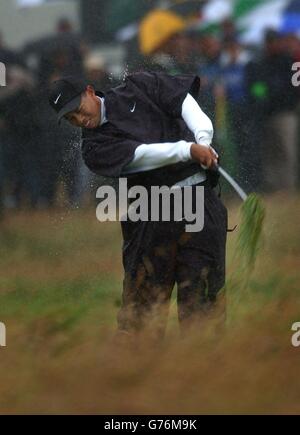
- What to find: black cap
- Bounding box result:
[48,76,87,123]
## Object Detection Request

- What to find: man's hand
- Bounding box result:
[190,144,218,169]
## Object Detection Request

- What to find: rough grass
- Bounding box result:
[0,194,300,415]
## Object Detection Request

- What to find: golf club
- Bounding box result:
[215,165,248,202]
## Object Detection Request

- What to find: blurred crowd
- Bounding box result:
[0,13,299,213]
[137,11,300,194]
[0,18,112,213]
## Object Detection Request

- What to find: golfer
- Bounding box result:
[48,72,228,339]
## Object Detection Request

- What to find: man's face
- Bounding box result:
[65,85,101,129]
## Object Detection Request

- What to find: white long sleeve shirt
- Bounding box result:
[181,93,214,147]
[98,93,214,176]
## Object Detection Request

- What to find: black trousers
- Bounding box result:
[118,184,228,336]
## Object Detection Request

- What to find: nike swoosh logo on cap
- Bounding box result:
[130,102,136,113]
[54,94,62,105]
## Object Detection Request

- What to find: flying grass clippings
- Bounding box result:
[237,193,266,275]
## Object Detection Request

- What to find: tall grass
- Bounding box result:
[0,196,299,414]
[237,194,266,275]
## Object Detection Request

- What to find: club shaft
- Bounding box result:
[217,166,248,202]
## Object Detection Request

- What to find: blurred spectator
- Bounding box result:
[138,9,192,74]
[35,73,82,208]
[197,33,222,124]
[0,30,25,213]
[0,66,41,208]
[221,19,237,42]
[24,18,86,85]
[282,32,300,62]
[220,36,253,190]
[0,61,83,210]
[84,53,111,91]
[245,29,299,192]
[20,17,87,207]
[53,17,87,77]
[0,31,24,67]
